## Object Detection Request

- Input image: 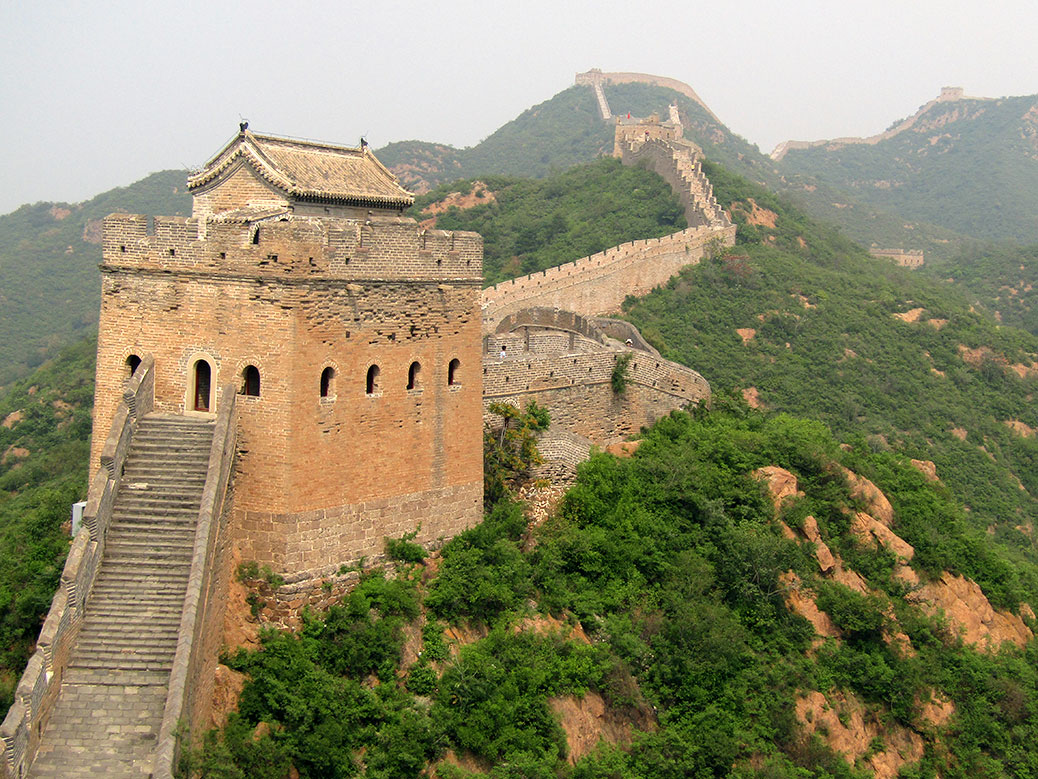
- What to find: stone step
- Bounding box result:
[91,578,188,594]
[104,537,194,552]
[131,430,214,442]
[127,450,211,462]
[118,472,208,485]
[101,554,193,569]
[116,487,204,502]
[70,654,175,672]
[114,497,203,511]
[61,667,170,686]
[77,637,178,654]
[112,509,200,521]
[86,606,184,621]
[130,438,212,449]
[108,524,197,539]
[90,580,188,593]
[82,615,182,630]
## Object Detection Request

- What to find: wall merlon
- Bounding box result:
[102,213,482,282]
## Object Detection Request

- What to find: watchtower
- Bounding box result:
[90,128,484,577]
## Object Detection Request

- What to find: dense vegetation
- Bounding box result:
[0,337,95,710]
[382,80,969,263]
[776,95,1038,244]
[0,171,189,389]
[2,78,1038,774]
[191,402,1038,777]
[927,242,1038,337]
[411,158,686,284]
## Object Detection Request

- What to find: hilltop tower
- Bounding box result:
[90,128,484,577]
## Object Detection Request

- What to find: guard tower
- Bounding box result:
[90,128,484,577]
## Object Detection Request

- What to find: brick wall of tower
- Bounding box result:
[191,163,288,220]
[93,213,483,576]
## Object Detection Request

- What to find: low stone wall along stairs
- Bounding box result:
[29,414,216,778]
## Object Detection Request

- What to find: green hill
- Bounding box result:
[411,157,686,285]
[0,171,190,390]
[3,150,1038,776]
[776,94,1038,245]
[381,81,973,263]
[0,336,94,709]
[623,163,1038,551]
[377,86,614,193]
[192,404,1038,777]
[922,242,1038,337]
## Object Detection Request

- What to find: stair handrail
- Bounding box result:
[0,355,155,779]
[153,383,238,778]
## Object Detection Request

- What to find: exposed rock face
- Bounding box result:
[1,409,22,429]
[919,693,956,729]
[754,466,803,512]
[604,440,643,458]
[909,572,1033,649]
[841,467,894,525]
[851,511,915,562]
[780,571,839,641]
[796,690,924,779]
[741,386,763,408]
[801,515,836,573]
[550,691,656,765]
[910,459,939,482]
[736,327,757,344]
[208,664,247,730]
[894,307,926,323]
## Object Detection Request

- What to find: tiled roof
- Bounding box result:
[188,130,414,208]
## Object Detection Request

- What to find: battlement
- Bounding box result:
[482,224,734,331]
[618,134,731,229]
[102,213,482,283]
[480,309,709,452]
[575,69,722,124]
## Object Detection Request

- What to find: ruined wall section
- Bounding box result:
[869,248,925,268]
[481,224,734,331]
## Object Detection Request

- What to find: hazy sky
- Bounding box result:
[2,0,1036,215]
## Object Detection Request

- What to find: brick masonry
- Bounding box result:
[92,210,484,580]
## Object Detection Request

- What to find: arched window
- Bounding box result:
[320,366,335,398]
[407,361,421,390]
[126,354,142,378]
[193,360,212,412]
[448,358,461,386]
[366,364,380,395]
[242,365,260,397]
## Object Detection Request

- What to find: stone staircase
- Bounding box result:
[592,81,611,120]
[29,414,214,778]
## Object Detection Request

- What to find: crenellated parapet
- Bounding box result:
[480,307,709,471]
[481,224,734,332]
[102,213,482,284]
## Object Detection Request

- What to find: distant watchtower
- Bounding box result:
[91,128,484,577]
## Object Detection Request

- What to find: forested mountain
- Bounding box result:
[3,74,1038,776]
[0,337,94,709]
[410,158,686,284]
[775,93,1038,245]
[380,81,975,264]
[0,171,190,389]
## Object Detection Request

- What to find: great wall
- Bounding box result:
[769,86,989,161]
[2,82,735,777]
